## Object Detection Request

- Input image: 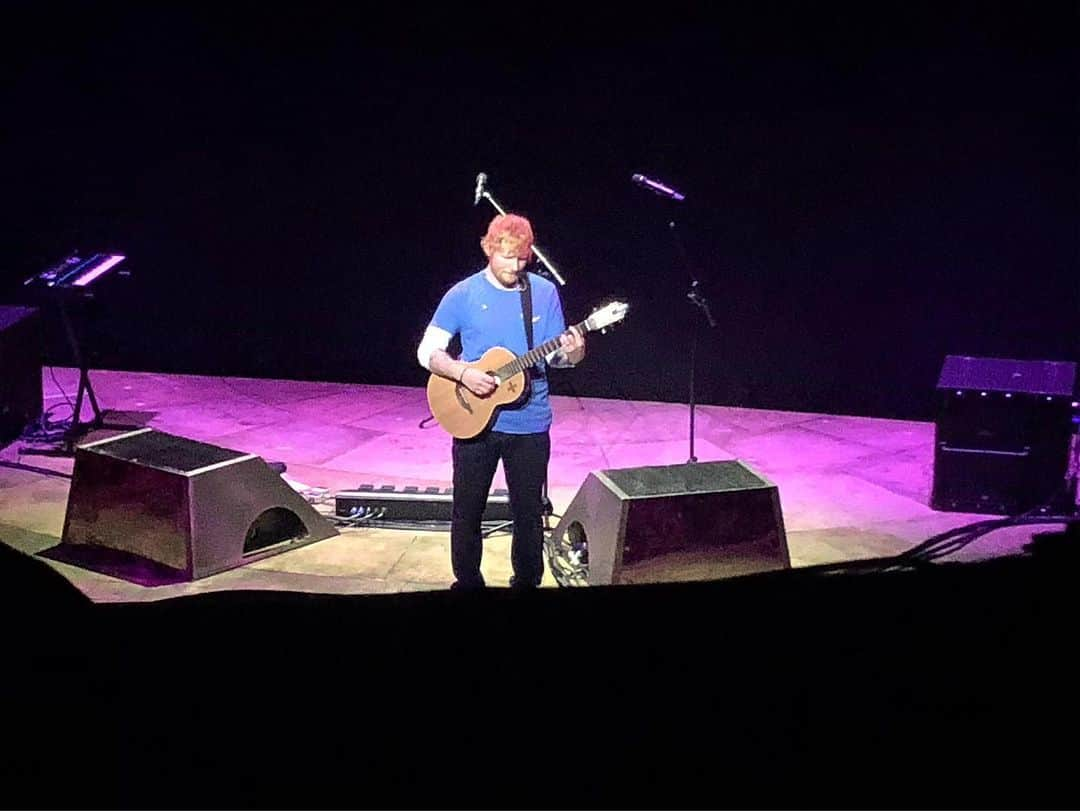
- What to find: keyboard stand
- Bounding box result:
[20,296,139,458]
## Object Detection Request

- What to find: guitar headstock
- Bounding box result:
[584,300,629,334]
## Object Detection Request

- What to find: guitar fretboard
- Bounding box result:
[492,319,589,379]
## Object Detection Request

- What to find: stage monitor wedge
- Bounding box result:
[548,460,789,586]
[61,428,338,580]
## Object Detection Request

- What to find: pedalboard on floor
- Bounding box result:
[335,484,512,523]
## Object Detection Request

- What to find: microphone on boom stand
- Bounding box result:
[631,173,686,202]
[474,171,566,286]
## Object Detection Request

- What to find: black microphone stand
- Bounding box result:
[669,221,716,464]
[476,175,566,286]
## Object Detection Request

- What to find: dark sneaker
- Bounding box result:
[508,575,541,589]
[450,578,486,591]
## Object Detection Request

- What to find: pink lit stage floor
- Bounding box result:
[0,368,1060,603]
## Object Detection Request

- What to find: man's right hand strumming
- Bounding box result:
[425,348,497,397]
[459,366,497,397]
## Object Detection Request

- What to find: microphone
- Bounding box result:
[474,172,487,206]
[631,173,685,202]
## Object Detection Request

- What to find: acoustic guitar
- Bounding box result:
[426,300,629,439]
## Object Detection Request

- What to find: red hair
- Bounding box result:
[480,213,534,259]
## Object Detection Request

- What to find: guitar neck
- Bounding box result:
[494,319,589,378]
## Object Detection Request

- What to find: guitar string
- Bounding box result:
[492,319,589,379]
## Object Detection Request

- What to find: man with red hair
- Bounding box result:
[417,213,585,589]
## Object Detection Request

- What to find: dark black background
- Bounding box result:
[3,1,1076,420]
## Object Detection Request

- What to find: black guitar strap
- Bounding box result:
[520,273,533,350]
[519,273,542,379]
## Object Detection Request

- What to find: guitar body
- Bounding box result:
[424,299,629,439]
[426,346,528,439]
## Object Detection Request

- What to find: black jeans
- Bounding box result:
[451,430,551,588]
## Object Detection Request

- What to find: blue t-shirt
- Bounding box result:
[431,269,567,434]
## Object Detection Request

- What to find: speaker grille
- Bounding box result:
[90,430,248,473]
[602,460,770,498]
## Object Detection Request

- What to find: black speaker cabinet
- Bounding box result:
[931,355,1078,515]
[61,428,339,579]
[547,460,789,585]
[0,305,43,446]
